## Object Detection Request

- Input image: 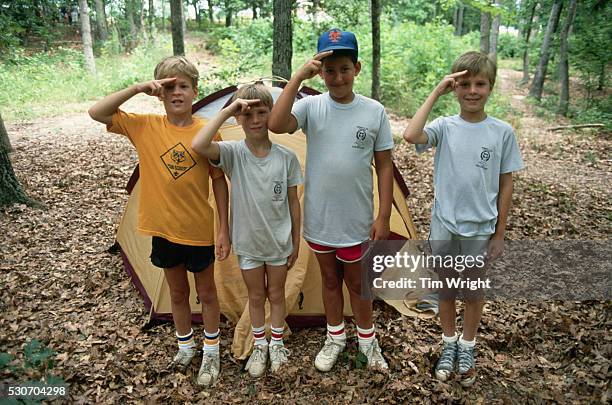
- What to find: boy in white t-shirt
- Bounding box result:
[192,84,303,377]
[268,29,394,372]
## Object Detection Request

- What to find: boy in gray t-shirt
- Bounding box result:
[269,29,394,373]
[403,51,524,387]
[191,84,303,377]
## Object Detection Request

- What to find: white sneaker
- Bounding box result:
[269,344,290,373]
[245,344,268,378]
[314,336,346,372]
[196,352,220,387]
[171,347,197,371]
[360,338,388,370]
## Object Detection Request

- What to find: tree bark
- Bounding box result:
[489,0,501,62]
[557,0,577,116]
[225,1,233,27]
[94,0,108,41]
[371,0,381,101]
[125,0,138,50]
[0,114,31,207]
[79,0,96,74]
[162,0,166,30]
[208,0,214,23]
[148,0,154,33]
[454,3,464,36]
[520,1,538,85]
[193,0,200,26]
[170,0,185,55]
[529,0,563,100]
[272,0,292,84]
[182,2,187,37]
[480,9,491,54]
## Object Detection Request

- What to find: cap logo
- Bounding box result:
[329,30,342,42]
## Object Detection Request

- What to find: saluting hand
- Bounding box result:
[296,50,334,81]
[433,70,469,98]
[135,77,177,97]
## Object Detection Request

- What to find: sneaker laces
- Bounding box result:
[438,341,457,370]
[321,338,343,357]
[270,345,290,362]
[457,344,475,373]
[250,345,266,363]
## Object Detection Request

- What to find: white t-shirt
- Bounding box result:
[213,140,303,260]
[417,115,524,236]
[292,92,394,247]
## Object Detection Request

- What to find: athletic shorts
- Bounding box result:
[238,255,288,270]
[150,236,215,273]
[306,241,364,263]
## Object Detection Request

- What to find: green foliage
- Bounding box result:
[1,340,65,385]
[354,351,368,369]
[497,33,521,58]
[0,35,173,121]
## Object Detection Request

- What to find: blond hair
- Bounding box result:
[230,83,274,110]
[452,51,497,87]
[153,56,199,89]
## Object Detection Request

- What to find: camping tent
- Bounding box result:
[115,83,419,359]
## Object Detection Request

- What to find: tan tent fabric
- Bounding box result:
[115,85,421,359]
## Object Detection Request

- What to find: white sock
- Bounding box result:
[459,334,475,348]
[270,325,284,346]
[176,329,196,351]
[357,325,375,352]
[252,325,268,346]
[442,333,458,343]
[327,322,346,344]
[203,329,220,355]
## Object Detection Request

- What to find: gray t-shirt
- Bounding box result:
[417,115,524,236]
[213,140,303,260]
[292,92,394,247]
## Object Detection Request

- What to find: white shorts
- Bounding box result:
[238,255,288,270]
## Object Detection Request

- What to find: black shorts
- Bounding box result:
[150,237,215,273]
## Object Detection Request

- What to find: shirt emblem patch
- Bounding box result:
[160,143,196,179]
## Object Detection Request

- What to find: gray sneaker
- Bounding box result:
[360,338,389,370]
[171,347,197,371]
[457,343,477,387]
[269,344,290,373]
[245,344,268,378]
[314,336,346,372]
[435,339,457,381]
[197,352,220,387]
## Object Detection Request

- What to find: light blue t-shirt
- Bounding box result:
[417,115,524,236]
[292,92,394,246]
[213,140,303,260]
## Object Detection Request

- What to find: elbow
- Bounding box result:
[88,107,99,121]
[402,131,415,144]
[267,115,284,134]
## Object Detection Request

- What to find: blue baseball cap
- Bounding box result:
[317,29,358,59]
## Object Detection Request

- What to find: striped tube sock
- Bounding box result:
[252,325,268,346]
[270,326,284,346]
[203,329,220,355]
[176,329,196,351]
[327,322,346,344]
[357,325,375,351]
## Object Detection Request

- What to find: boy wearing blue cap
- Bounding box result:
[269,29,394,372]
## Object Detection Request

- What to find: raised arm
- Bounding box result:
[268,51,333,134]
[402,70,468,145]
[191,98,261,161]
[88,77,176,125]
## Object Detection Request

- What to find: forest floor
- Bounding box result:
[1,39,610,403]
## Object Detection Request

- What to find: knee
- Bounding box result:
[169,286,190,305]
[196,283,218,306]
[248,290,266,308]
[344,277,362,296]
[321,272,342,291]
[267,285,285,305]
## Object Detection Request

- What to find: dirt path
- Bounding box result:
[1,46,609,403]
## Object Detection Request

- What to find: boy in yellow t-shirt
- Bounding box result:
[89,56,230,387]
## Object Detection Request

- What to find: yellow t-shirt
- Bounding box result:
[109,110,224,246]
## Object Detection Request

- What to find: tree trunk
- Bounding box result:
[182,2,187,36]
[162,0,166,30]
[170,0,185,55]
[480,8,491,54]
[0,114,31,207]
[371,0,381,101]
[79,0,96,74]
[193,0,200,26]
[520,1,538,85]
[208,0,214,23]
[454,3,464,36]
[148,0,154,33]
[140,0,148,40]
[529,0,563,100]
[252,0,258,19]
[126,0,138,50]
[489,0,501,62]
[557,0,577,116]
[272,0,292,84]
[94,0,108,41]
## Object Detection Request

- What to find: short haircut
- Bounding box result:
[154,56,199,89]
[452,51,497,87]
[230,83,274,110]
[322,49,358,66]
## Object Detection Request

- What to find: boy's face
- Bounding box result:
[320,56,361,103]
[236,104,270,138]
[158,74,198,117]
[453,72,492,115]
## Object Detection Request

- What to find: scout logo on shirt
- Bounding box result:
[272,181,284,201]
[352,126,368,150]
[476,147,492,170]
[160,143,196,179]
